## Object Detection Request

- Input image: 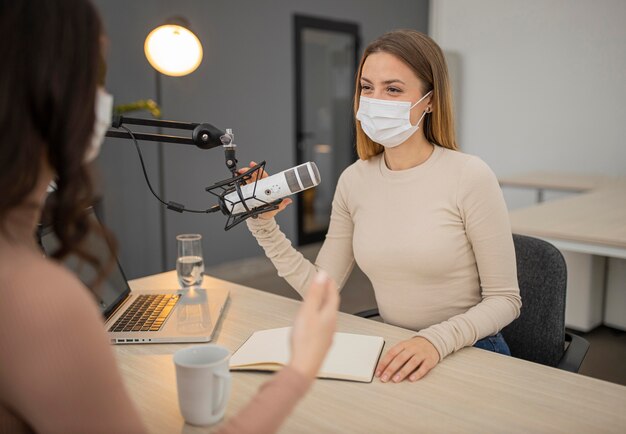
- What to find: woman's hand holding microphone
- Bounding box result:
[237,161,292,220]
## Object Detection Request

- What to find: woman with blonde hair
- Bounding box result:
[242,29,521,383]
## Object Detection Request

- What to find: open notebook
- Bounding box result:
[229,327,385,383]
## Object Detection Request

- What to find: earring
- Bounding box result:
[425,106,432,113]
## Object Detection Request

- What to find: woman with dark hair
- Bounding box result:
[0,1,338,433]
[242,30,522,383]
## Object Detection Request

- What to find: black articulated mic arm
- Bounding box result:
[108,115,224,149]
[105,116,281,230]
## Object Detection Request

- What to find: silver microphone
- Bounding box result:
[222,162,321,215]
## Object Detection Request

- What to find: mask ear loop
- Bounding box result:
[410,90,433,109]
[410,90,433,127]
[413,110,428,128]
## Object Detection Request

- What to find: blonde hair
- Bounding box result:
[354,30,458,160]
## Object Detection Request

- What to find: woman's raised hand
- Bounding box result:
[288,271,339,380]
[237,161,292,219]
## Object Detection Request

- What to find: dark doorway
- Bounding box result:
[294,15,361,245]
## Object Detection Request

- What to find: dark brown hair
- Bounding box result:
[0,0,114,274]
[354,30,458,159]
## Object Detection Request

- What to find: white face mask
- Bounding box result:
[356,91,432,148]
[84,88,114,163]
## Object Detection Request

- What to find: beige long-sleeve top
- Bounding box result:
[0,206,310,434]
[247,145,522,360]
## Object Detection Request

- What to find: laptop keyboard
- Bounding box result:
[108,294,180,333]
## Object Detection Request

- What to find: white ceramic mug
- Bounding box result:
[173,344,232,426]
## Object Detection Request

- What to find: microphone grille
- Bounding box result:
[297,164,314,189]
[284,169,301,193]
[310,162,321,185]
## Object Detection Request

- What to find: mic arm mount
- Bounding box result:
[107,115,241,178]
[107,115,226,150]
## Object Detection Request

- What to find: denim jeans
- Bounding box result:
[473,332,511,355]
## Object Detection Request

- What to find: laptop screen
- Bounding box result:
[39,209,130,319]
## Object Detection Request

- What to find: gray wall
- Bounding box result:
[430,0,626,209]
[93,0,429,279]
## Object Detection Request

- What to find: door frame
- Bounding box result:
[293,14,361,246]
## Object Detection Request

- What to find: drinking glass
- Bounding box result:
[176,234,205,289]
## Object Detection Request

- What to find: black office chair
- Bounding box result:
[355,234,590,373]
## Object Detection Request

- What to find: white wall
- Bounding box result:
[93,0,429,279]
[430,0,626,209]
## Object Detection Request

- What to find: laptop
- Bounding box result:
[39,209,229,344]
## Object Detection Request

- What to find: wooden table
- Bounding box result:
[114,271,626,433]
[508,186,626,259]
[499,170,624,203]
[501,171,626,331]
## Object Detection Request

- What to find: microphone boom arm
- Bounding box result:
[105,116,280,230]
[107,115,225,149]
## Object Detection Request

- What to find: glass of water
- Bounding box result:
[176,234,205,289]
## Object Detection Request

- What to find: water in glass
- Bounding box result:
[176,234,204,289]
[177,255,204,288]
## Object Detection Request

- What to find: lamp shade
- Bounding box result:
[144,24,203,76]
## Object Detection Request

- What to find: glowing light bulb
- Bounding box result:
[144,24,203,76]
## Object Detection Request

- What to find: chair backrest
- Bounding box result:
[501,234,567,367]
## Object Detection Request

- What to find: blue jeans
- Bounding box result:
[473,332,511,355]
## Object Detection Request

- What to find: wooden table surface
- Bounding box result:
[114,271,626,434]
[499,170,626,192]
[500,171,626,257]
[509,186,626,250]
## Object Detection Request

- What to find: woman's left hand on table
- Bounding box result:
[375,337,440,383]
